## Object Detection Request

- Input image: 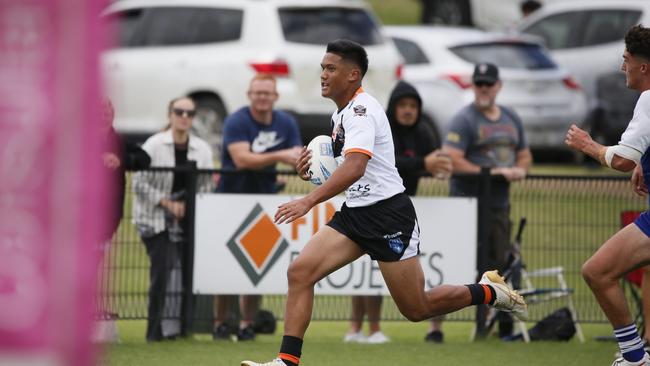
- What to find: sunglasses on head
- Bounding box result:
[172,108,196,118]
[474,81,496,88]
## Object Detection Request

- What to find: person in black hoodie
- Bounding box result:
[343,81,452,344]
[388,80,451,196]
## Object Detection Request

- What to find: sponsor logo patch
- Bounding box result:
[227,203,289,285]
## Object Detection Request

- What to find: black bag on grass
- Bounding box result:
[253,309,277,334]
[528,307,576,341]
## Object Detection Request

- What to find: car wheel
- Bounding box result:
[425,0,472,26]
[192,96,226,163]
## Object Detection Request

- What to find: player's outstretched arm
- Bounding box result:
[274,152,369,224]
[565,124,637,172]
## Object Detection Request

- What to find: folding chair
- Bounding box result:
[483,218,585,343]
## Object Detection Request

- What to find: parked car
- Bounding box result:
[517,0,649,144]
[101,0,402,160]
[421,0,573,31]
[385,25,588,150]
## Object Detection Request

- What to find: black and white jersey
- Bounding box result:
[331,88,405,207]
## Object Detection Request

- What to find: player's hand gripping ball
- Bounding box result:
[306,135,338,185]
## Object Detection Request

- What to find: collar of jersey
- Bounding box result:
[336,87,365,116]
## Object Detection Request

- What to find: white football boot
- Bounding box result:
[241,359,286,366]
[479,270,528,320]
[611,353,650,365]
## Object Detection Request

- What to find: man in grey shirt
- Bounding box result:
[443,62,532,337]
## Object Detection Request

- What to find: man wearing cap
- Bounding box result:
[442,62,532,338]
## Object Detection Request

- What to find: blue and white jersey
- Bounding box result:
[619,90,650,183]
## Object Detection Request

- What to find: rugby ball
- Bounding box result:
[306,135,338,186]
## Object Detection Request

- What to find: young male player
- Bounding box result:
[565,25,650,366]
[241,39,526,366]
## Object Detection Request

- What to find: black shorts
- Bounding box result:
[327,192,420,262]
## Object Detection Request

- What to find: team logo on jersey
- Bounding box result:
[388,238,404,254]
[227,203,289,285]
[353,104,367,116]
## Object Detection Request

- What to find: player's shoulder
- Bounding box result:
[638,90,650,106]
[346,92,384,120]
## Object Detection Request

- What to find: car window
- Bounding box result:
[279,8,383,45]
[107,7,243,47]
[392,37,429,65]
[581,10,641,47]
[522,11,584,50]
[450,42,556,70]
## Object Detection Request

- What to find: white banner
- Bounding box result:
[194,194,477,295]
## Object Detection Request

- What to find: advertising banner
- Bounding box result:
[194,194,477,295]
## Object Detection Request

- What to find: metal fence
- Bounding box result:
[97,167,647,331]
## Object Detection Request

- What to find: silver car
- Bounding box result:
[386,25,588,151]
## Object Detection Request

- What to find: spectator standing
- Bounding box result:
[213,74,302,341]
[95,98,150,343]
[133,96,214,342]
[442,63,532,338]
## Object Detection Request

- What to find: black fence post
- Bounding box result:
[474,167,491,339]
[181,161,198,336]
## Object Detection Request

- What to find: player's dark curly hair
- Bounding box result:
[326,39,369,77]
[625,24,650,61]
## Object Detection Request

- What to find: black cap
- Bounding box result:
[472,63,499,84]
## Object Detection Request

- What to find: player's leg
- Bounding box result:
[378,256,472,321]
[380,257,525,321]
[583,224,650,327]
[241,226,364,366]
[583,222,650,364]
[642,267,650,345]
[283,226,364,338]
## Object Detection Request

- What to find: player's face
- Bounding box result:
[248,79,278,114]
[472,80,501,110]
[320,53,354,100]
[621,50,649,90]
[168,97,195,133]
[394,97,419,127]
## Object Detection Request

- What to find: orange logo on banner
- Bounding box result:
[239,214,281,269]
[228,201,339,285]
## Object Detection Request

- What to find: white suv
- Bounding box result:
[102,0,402,159]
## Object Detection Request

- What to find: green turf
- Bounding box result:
[102,319,620,365]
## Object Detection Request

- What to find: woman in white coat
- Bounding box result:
[132,96,214,342]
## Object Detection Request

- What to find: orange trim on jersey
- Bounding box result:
[481,284,492,305]
[278,353,300,364]
[352,86,364,100]
[344,148,373,158]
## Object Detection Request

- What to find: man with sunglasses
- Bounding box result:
[442,62,532,338]
[214,73,302,342]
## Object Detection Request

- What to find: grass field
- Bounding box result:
[102,319,619,366]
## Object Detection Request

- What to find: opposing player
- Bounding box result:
[565,25,650,366]
[241,39,526,366]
